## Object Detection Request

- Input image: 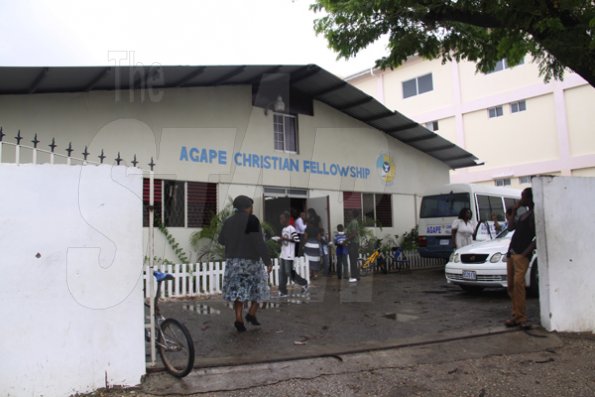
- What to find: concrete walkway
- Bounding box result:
[142,328,561,395]
[142,268,546,394]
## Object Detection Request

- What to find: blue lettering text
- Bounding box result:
[180,146,189,161]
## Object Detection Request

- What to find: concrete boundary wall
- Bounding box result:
[534,176,595,332]
[0,164,145,396]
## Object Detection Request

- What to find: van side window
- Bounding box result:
[504,197,517,212]
[476,195,505,221]
[420,193,470,218]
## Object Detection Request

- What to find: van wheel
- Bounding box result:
[460,285,484,293]
[527,260,539,297]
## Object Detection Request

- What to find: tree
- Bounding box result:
[311,0,595,87]
[190,202,234,261]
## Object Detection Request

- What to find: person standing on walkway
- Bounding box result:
[294,210,306,257]
[334,224,349,279]
[219,195,272,332]
[451,208,477,249]
[346,210,361,282]
[277,211,308,297]
[320,228,330,276]
[505,188,536,329]
[304,208,322,279]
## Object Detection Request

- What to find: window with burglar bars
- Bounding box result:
[273,113,298,152]
[143,179,217,228]
[343,192,393,227]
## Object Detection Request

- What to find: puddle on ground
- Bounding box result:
[382,312,419,322]
[182,303,222,315]
[396,313,419,322]
[183,291,311,315]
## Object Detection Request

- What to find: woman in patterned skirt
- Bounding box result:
[218,195,272,332]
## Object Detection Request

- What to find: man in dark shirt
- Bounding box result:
[505,188,536,329]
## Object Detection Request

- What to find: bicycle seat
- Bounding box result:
[153,271,174,282]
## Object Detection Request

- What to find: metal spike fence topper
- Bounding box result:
[131,154,138,167]
[66,142,73,157]
[98,149,106,163]
[115,152,122,165]
[0,127,5,142]
[15,130,22,145]
[49,137,57,152]
[31,133,40,148]
[148,157,155,171]
[82,146,90,161]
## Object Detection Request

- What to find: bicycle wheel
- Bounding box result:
[157,318,195,378]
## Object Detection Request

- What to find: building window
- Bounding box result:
[187,182,217,228]
[488,106,503,118]
[274,113,298,152]
[495,178,511,187]
[374,194,393,227]
[343,192,393,227]
[143,179,217,228]
[163,180,185,227]
[402,73,433,98]
[343,192,362,223]
[486,58,524,74]
[510,100,526,113]
[143,179,163,227]
[490,59,506,73]
[424,121,439,132]
[519,175,534,184]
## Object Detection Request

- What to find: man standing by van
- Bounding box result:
[505,188,536,329]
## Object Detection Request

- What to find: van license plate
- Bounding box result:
[439,239,450,246]
[462,271,477,280]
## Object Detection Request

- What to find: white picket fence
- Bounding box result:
[143,250,444,298]
[144,257,311,298]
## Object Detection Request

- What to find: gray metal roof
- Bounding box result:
[0,65,480,169]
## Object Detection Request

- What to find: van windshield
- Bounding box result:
[420,193,470,218]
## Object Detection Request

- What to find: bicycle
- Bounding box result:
[145,271,195,378]
[358,240,388,275]
[388,245,410,272]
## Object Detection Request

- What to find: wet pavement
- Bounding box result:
[152,268,540,368]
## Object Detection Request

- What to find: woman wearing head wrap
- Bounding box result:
[218,195,272,332]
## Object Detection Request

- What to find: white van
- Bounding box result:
[417,184,520,260]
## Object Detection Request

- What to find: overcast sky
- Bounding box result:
[0,0,387,78]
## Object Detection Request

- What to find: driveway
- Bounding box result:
[156,268,540,368]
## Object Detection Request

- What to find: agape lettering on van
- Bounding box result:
[179,146,371,179]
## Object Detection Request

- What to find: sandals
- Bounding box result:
[519,322,532,330]
[245,314,261,326]
[504,319,531,329]
[234,321,246,332]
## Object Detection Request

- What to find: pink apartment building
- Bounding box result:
[346,56,595,187]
